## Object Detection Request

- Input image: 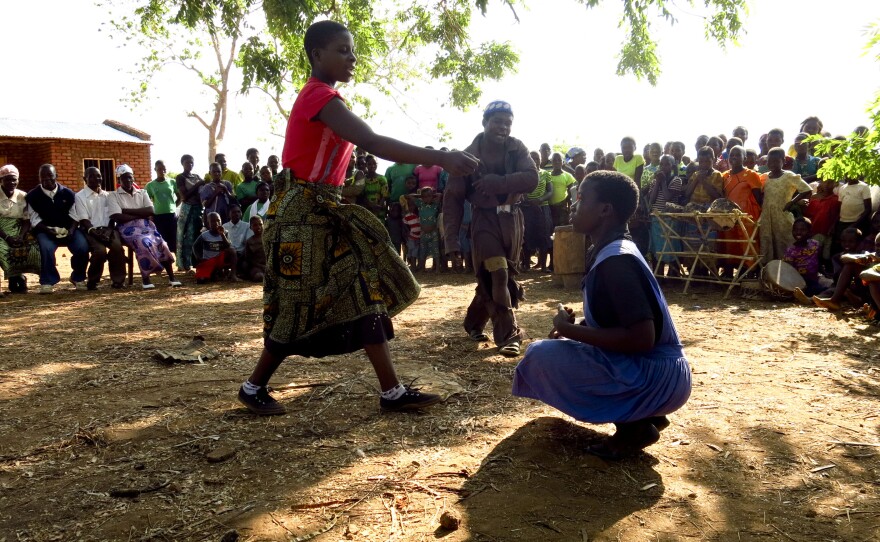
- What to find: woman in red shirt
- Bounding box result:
[238,20,478,416]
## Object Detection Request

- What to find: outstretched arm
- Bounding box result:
[317,98,478,176]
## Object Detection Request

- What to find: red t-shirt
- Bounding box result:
[281,78,354,186]
[805,195,840,237]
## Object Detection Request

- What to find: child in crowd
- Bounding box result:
[175,154,206,272]
[259,165,273,185]
[414,152,443,192]
[744,149,759,170]
[758,148,812,262]
[640,143,662,188]
[406,187,441,272]
[787,218,824,303]
[603,152,616,171]
[682,146,724,275]
[836,176,873,245]
[222,204,250,258]
[359,155,388,221]
[719,145,763,277]
[804,178,840,272]
[235,162,260,209]
[812,227,864,310]
[646,155,683,277]
[240,215,266,282]
[244,182,271,222]
[513,170,691,459]
[145,160,180,253]
[613,137,645,185]
[193,212,240,284]
[402,200,421,270]
[201,162,236,224]
[387,200,405,258]
[791,132,821,183]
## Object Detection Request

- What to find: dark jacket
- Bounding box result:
[25,185,76,228]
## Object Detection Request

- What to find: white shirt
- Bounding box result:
[72,186,112,227]
[107,187,154,216]
[222,219,251,253]
[0,188,30,220]
[838,181,872,223]
[247,199,270,220]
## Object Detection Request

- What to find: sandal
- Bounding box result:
[498,341,521,357]
[468,329,490,342]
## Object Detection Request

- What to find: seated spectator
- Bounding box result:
[240,215,266,282]
[813,227,868,310]
[222,204,249,258]
[244,182,271,222]
[787,218,824,303]
[25,164,89,294]
[0,164,40,292]
[74,167,126,290]
[108,164,181,289]
[200,162,236,224]
[193,212,239,284]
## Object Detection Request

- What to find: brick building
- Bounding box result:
[0,118,151,192]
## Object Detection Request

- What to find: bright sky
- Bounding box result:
[3,0,880,176]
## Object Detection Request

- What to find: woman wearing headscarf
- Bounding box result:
[108,164,181,289]
[0,164,40,292]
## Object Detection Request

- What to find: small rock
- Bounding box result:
[206,447,237,463]
[219,530,239,542]
[439,510,460,531]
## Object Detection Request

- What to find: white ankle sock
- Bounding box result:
[241,380,261,395]
[380,383,406,400]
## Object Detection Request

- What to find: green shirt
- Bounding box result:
[385,163,416,202]
[145,178,178,215]
[235,179,259,202]
[548,171,576,205]
[527,170,551,205]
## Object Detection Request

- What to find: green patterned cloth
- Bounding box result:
[262,173,420,347]
[0,217,40,277]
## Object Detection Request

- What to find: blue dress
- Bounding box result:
[512,239,691,423]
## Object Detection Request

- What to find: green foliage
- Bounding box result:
[813,22,880,186]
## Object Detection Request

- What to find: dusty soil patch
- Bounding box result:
[2,259,880,541]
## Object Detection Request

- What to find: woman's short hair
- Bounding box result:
[584,170,638,223]
[304,20,349,66]
[767,147,786,160]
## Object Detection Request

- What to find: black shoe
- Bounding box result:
[237,386,286,416]
[87,281,98,291]
[9,276,27,293]
[380,385,442,412]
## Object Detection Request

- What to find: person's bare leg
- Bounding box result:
[162,260,176,282]
[226,249,241,281]
[831,263,857,303]
[248,348,285,387]
[363,341,399,392]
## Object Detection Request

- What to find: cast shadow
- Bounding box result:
[453,416,663,541]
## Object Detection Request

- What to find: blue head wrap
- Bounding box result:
[483,100,513,119]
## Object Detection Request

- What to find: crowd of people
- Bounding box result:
[6,17,877,460]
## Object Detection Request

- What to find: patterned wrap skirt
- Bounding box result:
[262,174,420,357]
[0,217,40,277]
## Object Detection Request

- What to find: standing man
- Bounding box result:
[443,101,538,357]
[73,167,127,289]
[25,164,89,293]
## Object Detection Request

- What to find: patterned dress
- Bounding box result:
[0,188,40,278]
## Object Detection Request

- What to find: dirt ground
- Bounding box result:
[2,253,880,542]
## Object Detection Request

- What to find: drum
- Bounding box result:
[761,260,805,298]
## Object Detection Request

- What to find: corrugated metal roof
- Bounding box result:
[0,118,150,144]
